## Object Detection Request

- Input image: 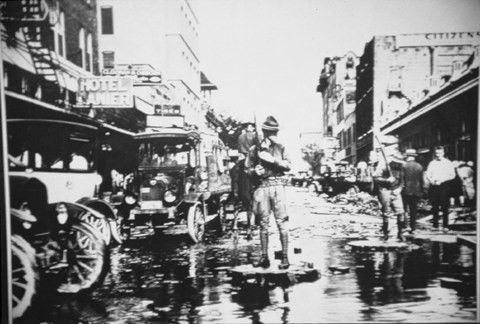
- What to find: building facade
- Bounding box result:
[316,51,359,164]
[96,0,202,129]
[355,32,480,163]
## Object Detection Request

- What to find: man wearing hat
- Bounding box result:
[372,135,406,241]
[402,149,424,233]
[246,115,291,269]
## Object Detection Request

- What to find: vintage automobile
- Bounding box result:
[9,176,107,319]
[290,171,311,187]
[114,128,232,243]
[7,118,123,245]
[308,161,372,196]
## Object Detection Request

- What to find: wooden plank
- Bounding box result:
[228,262,320,286]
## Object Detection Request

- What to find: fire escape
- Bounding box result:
[1,0,66,105]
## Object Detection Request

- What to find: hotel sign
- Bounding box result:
[101,64,163,86]
[76,77,134,108]
[397,32,480,47]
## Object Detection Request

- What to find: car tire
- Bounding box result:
[187,203,205,243]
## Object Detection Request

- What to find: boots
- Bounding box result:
[397,213,405,242]
[254,229,270,268]
[382,217,389,241]
[278,229,290,270]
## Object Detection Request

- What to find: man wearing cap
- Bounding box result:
[246,115,291,269]
[426,146,456,230]
[402,149,424,233]
[372,136,406,241]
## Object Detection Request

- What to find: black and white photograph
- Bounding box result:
[1,0,479,323]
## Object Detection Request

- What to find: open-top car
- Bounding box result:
[114,128,232,243]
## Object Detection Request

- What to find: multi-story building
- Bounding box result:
[355,32,480,163]
[316,51,359,164]
[382,45,478,167]
[2,0,99,113]
[96,0,202,130]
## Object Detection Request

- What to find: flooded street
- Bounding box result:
[22,187,476,323]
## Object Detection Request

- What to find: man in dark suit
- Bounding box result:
[402,149,424,234]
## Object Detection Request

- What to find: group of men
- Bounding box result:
[371,137,464,242]
[232,116,473,269]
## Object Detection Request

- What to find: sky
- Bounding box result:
[198,0,480,169]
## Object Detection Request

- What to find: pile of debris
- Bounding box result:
[324,191,381,216]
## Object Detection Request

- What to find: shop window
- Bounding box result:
[101,6,114,35]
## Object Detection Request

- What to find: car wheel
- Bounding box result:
[78,209,111,245]
[187,203,205,243]
[11,235,38,319]
[308,183,318,195]
[54,222,108,294]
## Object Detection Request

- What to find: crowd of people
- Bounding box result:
[231,119,476,266]
[368,137,476,241]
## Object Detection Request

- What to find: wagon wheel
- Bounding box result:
[187,203,205,243]
[11,236,38,319]
[78,210,111,245]
[55,222,107,294]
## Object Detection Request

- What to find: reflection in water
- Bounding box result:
[20,228,476,323]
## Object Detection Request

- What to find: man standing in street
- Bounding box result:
[246,116,291,269]
[372,136,406,242]
[402,149,424,234]
[425,146,456,230]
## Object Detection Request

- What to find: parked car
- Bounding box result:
[113,128,232,243]
[9,176,108,319]
[290,171,311,187]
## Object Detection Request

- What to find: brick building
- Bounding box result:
[355,32,479,163]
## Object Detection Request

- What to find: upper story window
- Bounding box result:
[101,6,114,35]
[53,11,65,56]
[102,51,115,69]
[79,28,85,68]
[86,34,92,72]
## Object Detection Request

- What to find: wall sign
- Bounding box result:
[75,77,134,108]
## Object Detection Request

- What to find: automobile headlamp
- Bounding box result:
[125,195,137,205]
[150,180,157,186]
[56,203,69,225]
[164,190,176,203]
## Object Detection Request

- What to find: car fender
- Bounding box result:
[76,197,117,220]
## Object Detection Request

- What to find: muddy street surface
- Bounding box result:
[19,187,477,323]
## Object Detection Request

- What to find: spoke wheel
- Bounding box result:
[78,210,111,245]
[11,236,38,319]
[55,222,107,294]
[187,204,205,243]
